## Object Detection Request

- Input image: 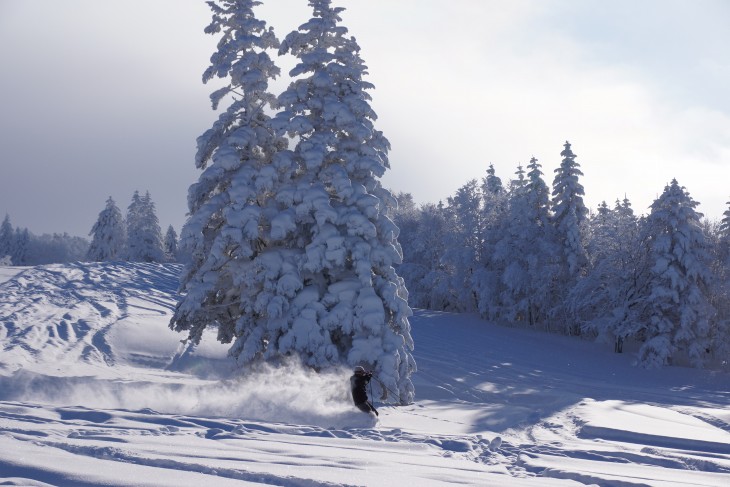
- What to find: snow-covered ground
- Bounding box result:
[0,262,728,486]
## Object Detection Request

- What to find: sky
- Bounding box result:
[1,0,729,238]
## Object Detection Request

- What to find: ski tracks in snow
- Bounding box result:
[0,400,505,487]
[0,262,181,371]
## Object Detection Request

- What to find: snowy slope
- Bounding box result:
[0,262,728,486]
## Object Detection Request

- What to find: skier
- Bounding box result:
[350,366,378,416]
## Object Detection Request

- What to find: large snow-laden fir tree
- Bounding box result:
[87,197,126,261]
[268,0,415,403]
[638,179,715,368]
[172,0,415,403]
[171,0,284,349]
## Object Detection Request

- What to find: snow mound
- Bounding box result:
[0,262,184,375]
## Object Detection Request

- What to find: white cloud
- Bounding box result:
[1,0,729,236]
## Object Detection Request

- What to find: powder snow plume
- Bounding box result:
[0,362,376,429]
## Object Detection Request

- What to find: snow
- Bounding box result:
[1,262,729,486]
[0,265,25,284]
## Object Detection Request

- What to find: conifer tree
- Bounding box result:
[125,191,143,260]
[711,199,730,363]
[443,180,484,312]
[719,198,730,240]
[172,0,283,351]
[550,141,588,333]
[481,163,504,196]
[551,141,588,276]
[472,163,509,319]
[87,197,126,261]
[126,191,164,263]
[12,228,30,265]
[489,166,531,322]
[572,197,645,351]
[173,0,415,402]
[164,225,179,262]
[0,214,14,263]
[490,158,555,326]
[639,180,714,368]
[267,0,414,402]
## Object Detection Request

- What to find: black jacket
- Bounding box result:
[350,372,372,404]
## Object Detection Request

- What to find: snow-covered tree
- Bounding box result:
[551,141,588,276]
[173,0,415,403]
[702,218,730,368]
[172,0,283,356]
[719,198,730,240]
[28,232,89,264]
[638,180,714,368]
[481,163,504,196]
[471,162,510,319]
[550,141,588,333]
[489,158,556,326]
[0,214,14,263]
[87,197,126,261]
[268,0,414,402]
[125,191,143,259]
[126,191,164,263]
[393,197,450,310]
[572,197,646,351]
[12,227,30,265]
[442,179,484,312]
[163,225,179,262]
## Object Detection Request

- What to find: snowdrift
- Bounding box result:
[0,262,728,486]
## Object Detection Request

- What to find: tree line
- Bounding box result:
[0,214,87,265]
[391,142,729,369]
[0,190,181,266]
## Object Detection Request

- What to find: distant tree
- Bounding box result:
[27,232,89,264]
[474,163,511,320]
[0,214,14,263]
[703,217,730,368]
[125,191,144,260]
[638,180,714,368]
[573,197,646,351]
[393,196,450,310]
[719,198,730,240]
[163,225,179,262]
[442,180,484,312]
[126,191,164,263]
[414,203,452,310]
[481,163,504,196]
[489,158,555,326]
[87,197,126,261]
[551,141,588,276]
[550,141,588,333]
[12,227,30,265]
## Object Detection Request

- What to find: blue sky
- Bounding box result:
[1,0,729,237]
